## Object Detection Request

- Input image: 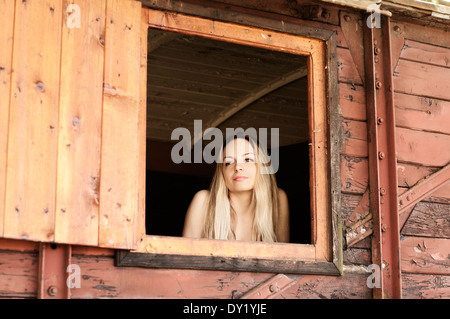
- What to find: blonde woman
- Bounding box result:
[182,135,290,243]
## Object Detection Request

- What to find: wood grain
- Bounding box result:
[394,59,450,102]
[98,0,142,249]
[55,0,106,246]
[341,120,368,158]
[337,47,363,85]
[0,0,15,237]
[396,127,450,167]
[4,0,63,242]
[339,83,366,121]
[340,155,368,194]
[401,202,450,238]
[401,236,450,275]
[395,92,450,135]
[402,273,450,299]
[0,249,38,298]
[401,39,450,68]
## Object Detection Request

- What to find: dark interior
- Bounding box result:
[145,29,311,244]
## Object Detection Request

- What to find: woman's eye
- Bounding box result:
[225,162,232,166]
[245,158,255,162]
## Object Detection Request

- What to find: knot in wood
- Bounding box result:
[36,81,45,92]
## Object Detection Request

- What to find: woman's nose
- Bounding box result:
[235,162,243,171]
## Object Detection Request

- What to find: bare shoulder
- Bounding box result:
[188,190,210,218]
[193,189,210,202]
[277,188,289,216]
[182,190,210,238]
[278,188,288,204]
[276,188,290,242]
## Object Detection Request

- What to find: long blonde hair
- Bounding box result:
[203,135,279,242]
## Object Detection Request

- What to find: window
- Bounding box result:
[116,8,342,275]
[145,29,311,244]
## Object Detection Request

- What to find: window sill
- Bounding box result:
[114,235,342,276]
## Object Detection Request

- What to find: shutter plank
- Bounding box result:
[4,0,63,242]
[99,0,141,249]
[55,0,106,245]
[136,8,149,252]
[0,0,16,237]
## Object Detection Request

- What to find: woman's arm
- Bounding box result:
[182,190,209,238]
[277,188,290,243]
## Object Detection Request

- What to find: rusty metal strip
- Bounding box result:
[364,15,402,299]
[37,243,72,299]
[240,274,297,299]
[398,162,450,229]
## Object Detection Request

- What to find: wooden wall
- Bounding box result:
[0,0,448,299]
[390,21,450,298]
[0,0,142,249]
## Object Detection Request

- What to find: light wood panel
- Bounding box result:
[98,0,142,249]
[55,0,106,246]
[0,0,16,237]
[4,0,63,242]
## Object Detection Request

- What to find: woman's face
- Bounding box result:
[222,138,257,193]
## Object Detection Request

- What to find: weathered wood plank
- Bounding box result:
[339,83,366,121]
[401,39,450,68]
[397,163,450,203]
[397,162,439,188]
[401,202,450,238]
[341,120,368,158]
[337,47,363,85]
[116,251,340,275]
[148,84,235,107]
[340,155,368,194]
[98,0,141,249]
[142,0,341,42]
[71,253,367,299]
[148,54,275,87]
[341,193,363,223]
[395,92,450,135]
[401,237,450,275]
[402,273,450,299]
[0,238,39,252]
[343,247,371,266]
[394,59,450,102]
[149,74,249,99]
[396,127,450,167]
[424,181,450,204]
[136,7,149,253]
[402,21,450,51]
[72,254,273,299]
[277,272,371,299]
[0,250,38,298]
[0,0,15,237]
[151,38,305,78]
[4,0,63,242]
[55,0,106,246]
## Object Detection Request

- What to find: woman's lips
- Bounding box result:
[234,176,248,181]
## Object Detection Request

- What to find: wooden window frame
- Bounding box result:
[116,7,342,275]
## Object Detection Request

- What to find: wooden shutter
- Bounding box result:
[98,0,142,249]
[0,0,142,249]
[0,0,16,238]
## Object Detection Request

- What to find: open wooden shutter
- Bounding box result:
[0,0,141,249]
[98,0,142,249]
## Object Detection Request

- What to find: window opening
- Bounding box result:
[145,29,311,244]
